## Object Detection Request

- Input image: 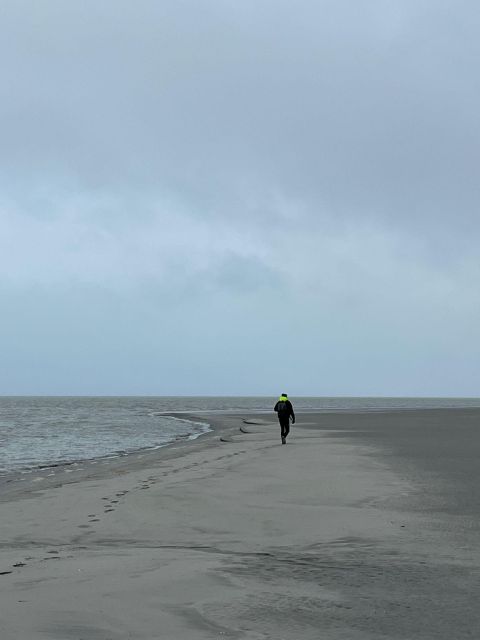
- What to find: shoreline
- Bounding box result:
[0,405,469,487]
[0,410,272,504]
[0,412,221,498]
[0,406,475,501]
[2,403,480,497]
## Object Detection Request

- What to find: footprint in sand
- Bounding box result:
[104,508,115,513]
[0,571,12,575]
[13,562,26,567]
[78,524,91,529]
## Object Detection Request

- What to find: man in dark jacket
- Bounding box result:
[274,394,295,444]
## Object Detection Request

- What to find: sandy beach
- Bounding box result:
[0,410,478,639]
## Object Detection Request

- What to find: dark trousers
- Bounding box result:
[279,415,290,439]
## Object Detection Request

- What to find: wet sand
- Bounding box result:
[0,410,478,639]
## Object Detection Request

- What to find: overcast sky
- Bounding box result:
[1,0,479,396]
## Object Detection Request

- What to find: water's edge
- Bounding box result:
[0,415,212,478]
[2,396,480,480]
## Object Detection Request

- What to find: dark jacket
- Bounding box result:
[274,398,295,423]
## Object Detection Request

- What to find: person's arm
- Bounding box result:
[274,402,279,412]
[288,401,295,423]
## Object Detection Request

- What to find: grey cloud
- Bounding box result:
[1,0,480,394]
[2,0,480,233]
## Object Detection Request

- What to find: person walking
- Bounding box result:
[274,393,295,444]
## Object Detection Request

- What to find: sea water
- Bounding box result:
[1,396,480,475]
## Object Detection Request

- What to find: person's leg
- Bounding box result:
[284,419,290,439]
[280,416,288,443]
